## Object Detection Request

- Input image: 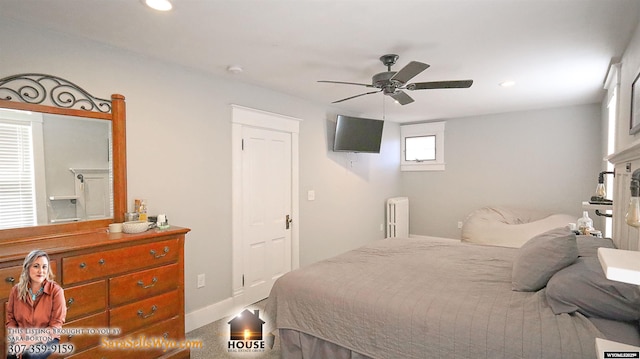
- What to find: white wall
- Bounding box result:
[402,104,603,239]
[300,115,401,264]
[43,116,110,197]
[0,19,401,317]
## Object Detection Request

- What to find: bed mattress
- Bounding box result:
[265,237,604,359]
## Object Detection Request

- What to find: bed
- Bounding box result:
[265,229,640,359]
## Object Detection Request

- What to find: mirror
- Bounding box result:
[0,110,113,226]
[0,73,127,241]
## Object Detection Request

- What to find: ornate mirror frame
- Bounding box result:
[0,73,126,241]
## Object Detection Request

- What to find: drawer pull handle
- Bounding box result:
[163,332,169,339]
[150,246,170,259]
[98,258,105,265]
[5,276,15,283]
[67,298,74,308]
[137,277,158,289]
[137,305,158,319]
[79,262,86,269]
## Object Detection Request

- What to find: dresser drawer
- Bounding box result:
[101,316,183,359]
[1,261,58,300]
[58,311,108,354]
[64,280,107,321]
[0,266,22,301]
[109,290,179,335]
[64,345,112,359]
[62,239,179,285]
[109,263,178,307]
[1,301,5,358]
[65,316,183,359]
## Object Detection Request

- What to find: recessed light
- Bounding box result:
[227,65,243,74]
[143,0,172,11]
[499,80,516,87]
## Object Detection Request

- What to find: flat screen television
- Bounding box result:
[333,115,384,153]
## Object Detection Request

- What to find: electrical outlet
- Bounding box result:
[197,274,205,288]
[379,223,384,232]
[457,221,463,229]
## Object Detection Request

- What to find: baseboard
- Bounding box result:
[185,296,245,332]
[409,234,460,241]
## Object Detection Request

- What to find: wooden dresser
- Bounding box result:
[1,226,190,359]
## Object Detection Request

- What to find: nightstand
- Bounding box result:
[597,247,640,285]
[595,247,640,358]
[595,338,640,358]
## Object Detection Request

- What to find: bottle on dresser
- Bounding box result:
[135,199,148,221]
[577,211,594,235]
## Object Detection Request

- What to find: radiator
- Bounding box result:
[386,197,409,238]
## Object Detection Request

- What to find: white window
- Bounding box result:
[0,120,36,229]
[400,121,445,171]
[0,109,45,229]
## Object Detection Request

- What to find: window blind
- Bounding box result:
[0,121,37,229]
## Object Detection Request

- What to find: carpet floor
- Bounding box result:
[185,300,281,359]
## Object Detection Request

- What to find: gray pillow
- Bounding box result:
[546,257,640,321]
[576,235,615,257]
[511,227,578,291]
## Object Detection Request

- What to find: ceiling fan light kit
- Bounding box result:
[319,54,473,105]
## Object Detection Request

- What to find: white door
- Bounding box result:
[241,126,292,304]
[73,169,110,220]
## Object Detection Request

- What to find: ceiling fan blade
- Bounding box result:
[406,80,473,90]
[390,61,430,84]
[331,90,382,104]
[318,80,373,87]
[389,90,414,105]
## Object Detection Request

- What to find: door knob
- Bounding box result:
[285,214,292,229]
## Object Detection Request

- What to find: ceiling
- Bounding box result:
[2,0,639,123]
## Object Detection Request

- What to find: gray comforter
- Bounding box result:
[265,238,602,359]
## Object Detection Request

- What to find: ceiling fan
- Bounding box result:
[318,54,473,105]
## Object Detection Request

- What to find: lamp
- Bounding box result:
[626,169,640,228]
[591,171,614,203]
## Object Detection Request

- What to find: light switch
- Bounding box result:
[307,190,315,201]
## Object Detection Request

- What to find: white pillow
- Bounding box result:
[461,207,575,248]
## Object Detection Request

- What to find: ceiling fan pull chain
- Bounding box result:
[382,95,386,121]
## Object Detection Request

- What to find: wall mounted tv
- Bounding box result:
[333,115,384,153]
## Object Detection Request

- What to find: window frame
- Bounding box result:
[0,109,46,229]
[400,121,445,171]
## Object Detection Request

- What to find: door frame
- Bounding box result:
[231,105,301,305]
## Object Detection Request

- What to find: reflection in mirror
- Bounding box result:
[0,73,127,239]
[0,109,112,230]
